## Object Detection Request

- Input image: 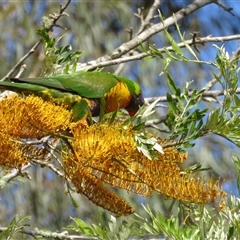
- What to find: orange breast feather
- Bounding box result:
[104,82,131,113]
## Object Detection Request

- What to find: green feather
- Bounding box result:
[0,82,81,105]
[11,72,119,98]
[71,99,91,121]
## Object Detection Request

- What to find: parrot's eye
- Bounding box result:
[125,91,144,114]
[135,91,144,107]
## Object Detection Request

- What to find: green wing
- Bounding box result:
[0,81,84,104]
[11,71,118,98]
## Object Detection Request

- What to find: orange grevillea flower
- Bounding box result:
[0,95,72,138]
[63,123,226,215]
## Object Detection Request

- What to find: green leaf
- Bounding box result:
[0,215,30,240]
[164,27,183,57]
[167,93,177,114]
[69,218,96,236]
[233,95,240,108]
[164,47,179,61]
[71,99,90,122]
[174,14,199,61]
[149,44,164,58]
[167,72,178,95]
[37,28,51,43]
[132,121,145,131]
[206,108,220,129]
[232,153,240,195]
[228,226,234,240]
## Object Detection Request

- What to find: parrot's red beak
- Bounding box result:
[128,110,137,117]
[126,90,144,117]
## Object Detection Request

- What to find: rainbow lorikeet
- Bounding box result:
[0,72,144,121]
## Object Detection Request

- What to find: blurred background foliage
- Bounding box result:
[0,0,240,232]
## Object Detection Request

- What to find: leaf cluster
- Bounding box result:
[66,195,240,240]
[166,74,207,148]
[37,28,81,75]
[0,215,30,240]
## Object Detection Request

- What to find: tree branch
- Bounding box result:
[144,88,240,104]
[0,227,98,240]
[0,137,64,187]
[78,0,217,71]
[215,0,235,16]
[77,34,240,71]
[115,0,161,75]
[31,159,65,179]
[136,0,161,35]
[0,163,32,188]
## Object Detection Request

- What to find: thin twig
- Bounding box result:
[15,64,27,78]
[125,27,133,40]
[144,88,240,104]
[93,0,218,62]
[0,227,98,240]
[77,34,240,71]
[31,159,65,179]
[115,1,161,75]
[145,115,168,127]
[1,40,42,81]
[114,63,126,75]
[137,0,161,35]
[215,0,235,16]
[0,163,32,188]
